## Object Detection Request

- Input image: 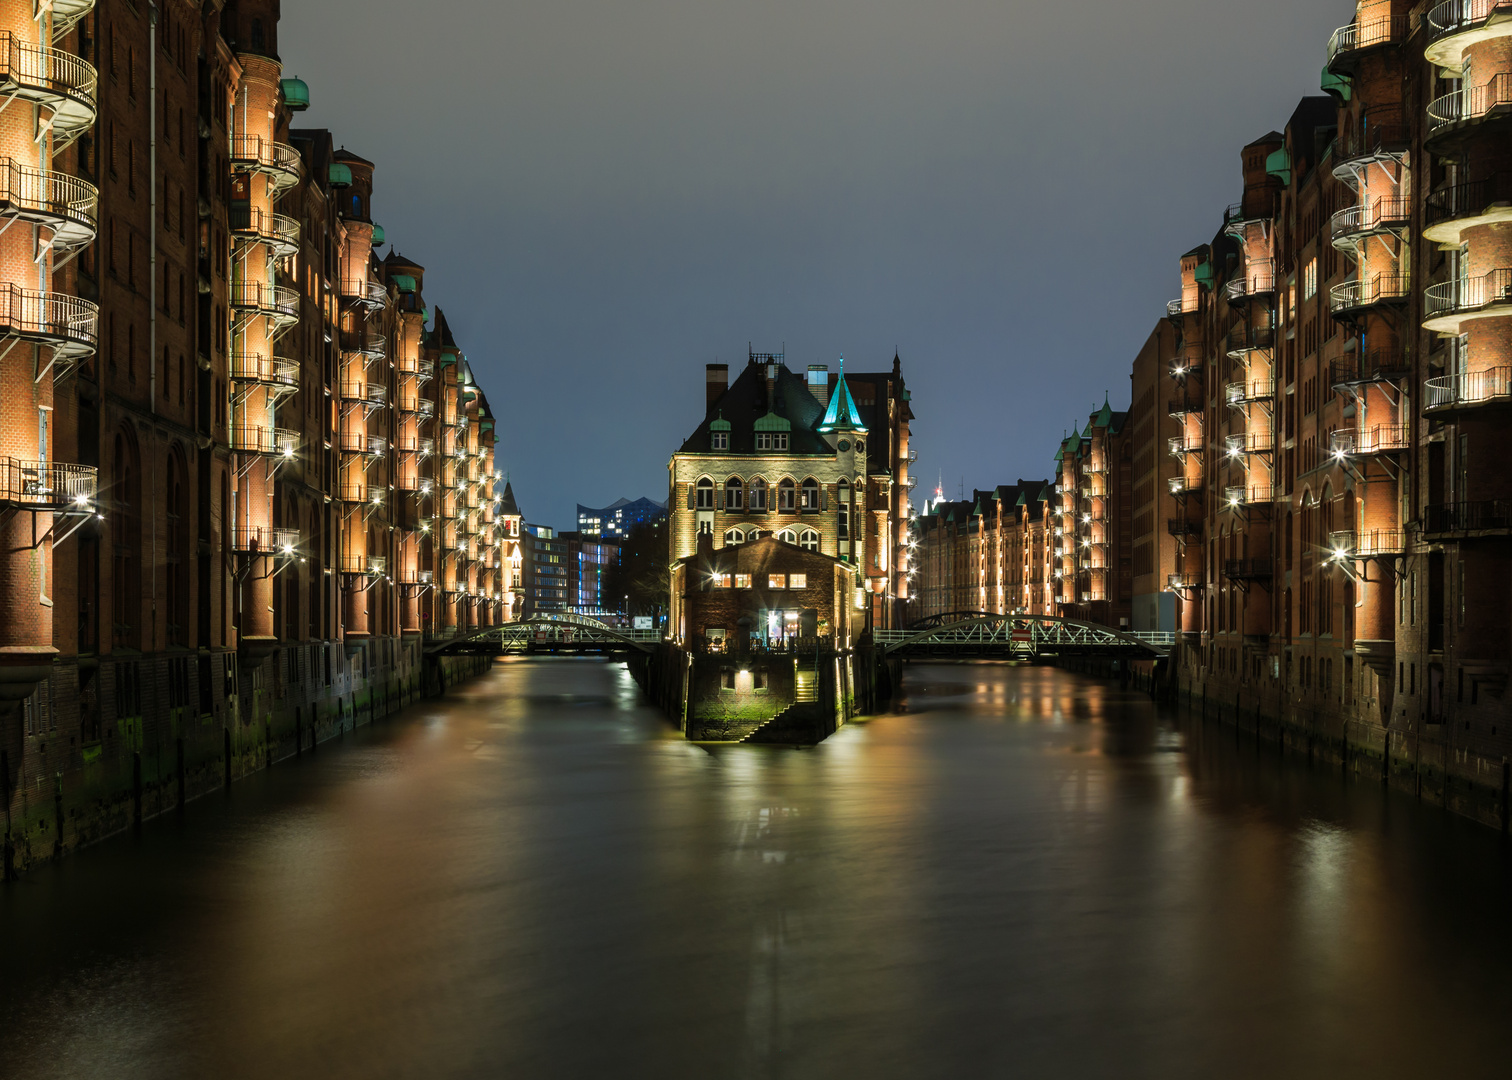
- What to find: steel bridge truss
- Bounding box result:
[874,612,1172,658]
[427,612,661,656]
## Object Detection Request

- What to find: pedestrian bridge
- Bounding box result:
[426,613,661,656]
[873,612,1173,659]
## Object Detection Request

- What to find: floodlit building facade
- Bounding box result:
[2,0,510,874]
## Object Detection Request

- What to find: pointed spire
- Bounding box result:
[818,356,868,433]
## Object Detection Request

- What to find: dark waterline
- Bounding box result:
[3,659,1511,1080]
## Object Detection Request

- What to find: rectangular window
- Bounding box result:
[713,573,731,588]
[788,573,807,589]
[735,573,751,589]
[769,574,786,589]
[711,432,728,450]
[756,433,772,451]
[1303,258,1317,300]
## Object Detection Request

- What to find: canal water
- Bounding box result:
[4,659,1512,1079]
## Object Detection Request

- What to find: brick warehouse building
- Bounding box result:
[916,1,1512,827]
[668,349,915,630]
[1,0,516,874]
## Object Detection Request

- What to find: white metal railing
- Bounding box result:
[1424,268,1512,320]
[229,136,303,191]
[1425,366,1512,409]
[1328,528,1407,558]
[1428,1,1512,44]
[230,281,299,320]
[1332,424,1409,454]
[231,525,299,554]
[0,33,97,143]
[230,352,298,386]
[230,426,298,456]
[0,284,97,357]
[0,458,96,507]
[1330,274,1411,314]
[1330,198,1411,243]
[0,157,97,246]
[1328,15,1410,64]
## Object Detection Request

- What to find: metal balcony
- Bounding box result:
[1167,518,1201,539]
[230,281,299,329]
[1331,424,1409,455]
[1225,379,1275,407]
[1167,396,1202,417]
[1167,572,1203,591]
[339,554,387,575]
[1168,435,1202,457]
[0,157,96,250]
[1424,268,1512,333]
[1330,197,1410,249]
[229,426,297,457]
[1423,499,1512,535]
[229,135,303,197]
[0,33,96,151]
[1168,475,1202,497]
[339,328,386,359]
[1166,298,1186,319]
[1332,109,1410,178]
[1225,326,1274,359]
[340,380,388,409]
[337,482,376,504]
[0,458,96,508]
[1329,274,1410,319]
[1327,15,1410,75]
[337,429,387,457]
[1224,431,1273,456]
[230,526,298,555]
[1427,73,1512,153]
[230,352,298,389]
[1223,484,1273,508]
[1426,1,1512,70]
[1425,172,1512,247]
[0,284,96,359]
[1329,348,1410,389]
[230,206,300,257]
[1224,263,1276,304]
[1223,558,1273,582]
[1328,528,1407,558]
[1424,366,1512,414]
[340,277,388,310]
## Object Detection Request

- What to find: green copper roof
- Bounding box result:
[280,78,310,111]
[818,360,869,433]
[392,274,417,293]
[480,419,494,432]
[753,411,791,432]
[709,412,731,432]
[1266,147,1292,185]
[439,351,458,367]
[328,163,353,187]
[1194,259,1215,290]
[1015,492,1028,506]
[370,224,385,245]
[1321,66,1351,104]
[1094,397,1114,427]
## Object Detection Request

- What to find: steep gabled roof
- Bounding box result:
[678,359,830,455]
[498,482,521,517]
[818,362,868,433]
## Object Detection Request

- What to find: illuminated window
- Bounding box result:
[723,528,745,546]
[789,573,807,589]
[712,573,731,588]
[769,574,786,589]
[799,529,819,551]
[801,478,820,509]
[735,573,751,589]
[695,477,714,509]
[1303,258,1317,300]
[777,528,797,544]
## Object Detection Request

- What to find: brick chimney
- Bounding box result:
[807,364,830,405]
[706,364,728,409]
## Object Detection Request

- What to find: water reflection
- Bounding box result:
[3,659,1512,1079]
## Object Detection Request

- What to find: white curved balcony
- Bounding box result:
[1423,268,1512,333]
[1327,15,1410,74]
[1330,424,1409,455]
[1427,75,1512,151]
[230,426,298,457]
[340,277,388,310]
[0,34,97,150]
[1424,366,1512,414]
[230,207,300,258]
[0,159,96,250]
[1223,262,1275,304]
[229,136,303,197]
[1329,274,1410,318]
[229,281,299,332]
[0,284,96,359]
[231,525,299,555]
[0,458,96,508]
[340,380,388,410]
[230,352,298,389]
[1329,198,1410,249]
[40,0,98,37]
[340,328,386,359]
[1224,378,1275,407]
[1426,1,1512,71]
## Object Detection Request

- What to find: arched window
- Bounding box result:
[837,478,850,502]
[801,478,820,510]
[724,476,743,510]
[776,528,797,545]
[748,529,763,541]
[777,478,795,512]
[799,528,819,551]
[723,527,745,546]
[695,477,714,509]
[749,477,767,511]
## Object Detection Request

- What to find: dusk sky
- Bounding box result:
[282,0,1350,529]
